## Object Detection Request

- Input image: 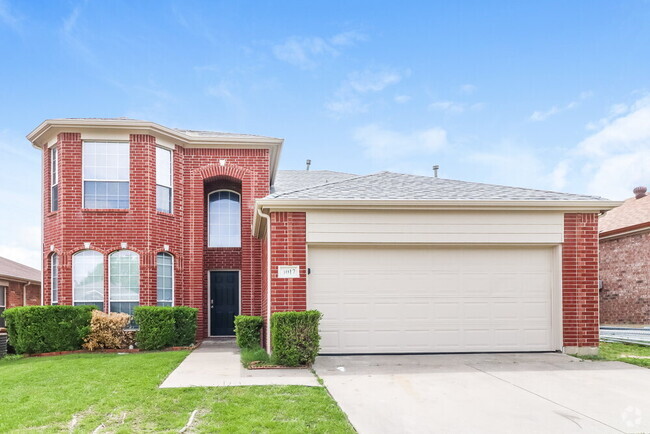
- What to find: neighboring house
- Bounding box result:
[28,118,618,355]
[0,256,42,327]
[599,186,650,325]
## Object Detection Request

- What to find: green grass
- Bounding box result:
[576,342,650,368]
[240,346,271,368]
[0,351,353,433]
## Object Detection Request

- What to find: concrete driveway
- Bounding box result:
[314,353,650,433]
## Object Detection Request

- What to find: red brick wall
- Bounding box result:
[5,280,41,309]
[269,212,307,314]
[562,213,600,348]
[42,133,269,339]
[599,231,650,324]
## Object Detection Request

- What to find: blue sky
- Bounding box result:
[1,0,650,268]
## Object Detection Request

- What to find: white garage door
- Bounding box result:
[308,245,557,354]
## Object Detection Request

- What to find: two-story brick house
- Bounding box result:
[29,118,618,355]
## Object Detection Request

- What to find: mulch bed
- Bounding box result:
[247,360,310,370]
[23,346,195,358]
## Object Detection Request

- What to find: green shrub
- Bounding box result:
[234,316,263,349]
[271,310,322,367]
[133,306,175,350]
[240,345,271,368]
[133,306,197,350]
[2,305,95,354]
[171,306,198,347]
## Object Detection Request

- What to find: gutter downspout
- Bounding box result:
[256,208,272,352]
[40,147,44,306]
[23,282,31,306]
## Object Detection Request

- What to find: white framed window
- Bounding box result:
[156,252,173,306]
[73,250,104,311]
[51,147,59,212]
[83,141,130,209]
[208,190,241,248]
[0,285,6,328]
[51,253,58,305]
[109,250,139,323]
[156,147,172,213]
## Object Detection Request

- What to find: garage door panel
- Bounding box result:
[308,246,556,354]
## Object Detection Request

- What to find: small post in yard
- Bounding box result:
[0,332,6,358]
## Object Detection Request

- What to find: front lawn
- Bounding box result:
[0,351,353,432]
[577,342,650,368]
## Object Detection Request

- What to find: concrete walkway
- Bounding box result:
[160,338,319,388]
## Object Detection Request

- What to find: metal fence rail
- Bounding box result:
[600,327,650,346]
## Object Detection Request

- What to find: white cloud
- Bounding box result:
[346,69,402,93]
[207,81,236,101]
[567,95,650,199]
[530,91,592,122]
[394,95,411,104]
[354,124,448,160]
[329,30,366,46]
[272,31,366,69]
[0,0,22,32]
[549,160,570,190]
[459,84,477,95]
[429,101,484,114]
[326,68,406,116]
[467,147,546,189]
[0,246,41,270]
[0,225,41,269]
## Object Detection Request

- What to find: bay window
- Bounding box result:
[83,141,129,209]
[51,253,58,305]
[73,250,104,310]
[156,252,173,306]
[109,250,139,321]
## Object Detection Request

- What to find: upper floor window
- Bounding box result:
[156,147,172,213]
[51,147,58,211]
[51,253,59,305]
[109,250,139,323]
[73,250,104,311]
[83,141,129,209]
[208,190,241,248]
[156,252,173,306]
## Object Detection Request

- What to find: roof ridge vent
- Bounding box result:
[633,186,647,199]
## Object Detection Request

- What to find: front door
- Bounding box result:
[209,271,239,336]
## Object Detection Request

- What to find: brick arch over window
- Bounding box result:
[186,162,262,336]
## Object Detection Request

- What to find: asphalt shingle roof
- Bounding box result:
[0,256,41,282]
[271,170,358,194]
[599,193,650,234]
[268,171,608,201]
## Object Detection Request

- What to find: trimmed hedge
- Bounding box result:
[133,306,175,350]
[234,315,263,349]
[2,305,95,354]
[133,306,198,350]
[271,310,322,367]
[171,306,198,347]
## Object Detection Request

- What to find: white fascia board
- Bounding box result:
[252,198,622,237]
